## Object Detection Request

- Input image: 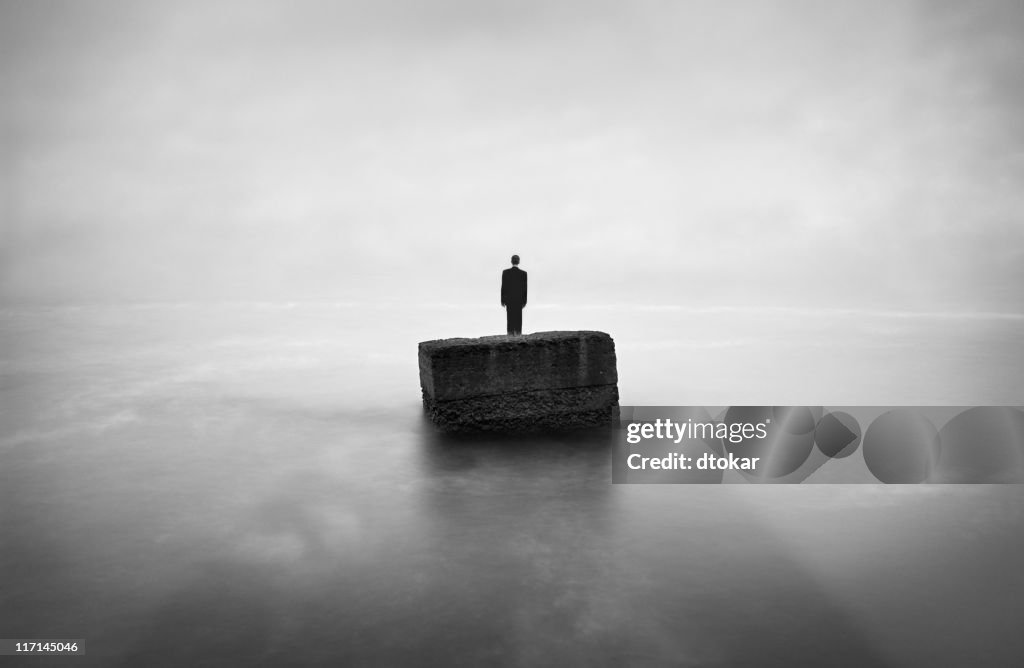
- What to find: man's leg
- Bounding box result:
[510,306,522,335]
[506,306,515,335]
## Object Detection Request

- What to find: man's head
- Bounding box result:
[511,255,520,266]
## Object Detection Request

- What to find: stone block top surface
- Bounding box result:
[420,330,609,352]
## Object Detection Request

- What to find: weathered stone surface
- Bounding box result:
[419,331,619,433]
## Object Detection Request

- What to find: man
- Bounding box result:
[500,254,527,335]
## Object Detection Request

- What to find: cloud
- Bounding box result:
[2,0,1022,309]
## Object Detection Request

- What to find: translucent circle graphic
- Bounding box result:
[863,409,938,483]
[773,406,822,435]
[723,406,814,479]
[933,406,1024,483]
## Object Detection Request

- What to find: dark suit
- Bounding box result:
[501,266,527,335]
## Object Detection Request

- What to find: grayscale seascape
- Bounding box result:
[3,303,1023,665]
[5,0,1024,664]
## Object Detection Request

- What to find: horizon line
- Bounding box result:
[1,300,1022,320]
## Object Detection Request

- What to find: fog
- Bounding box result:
[3,0,1023,311]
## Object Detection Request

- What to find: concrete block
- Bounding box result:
[418,331,619,433]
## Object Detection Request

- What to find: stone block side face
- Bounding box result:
[418,345,436,398]
[418,331,619,433]
[419,331,617,402]
[423,385,620,433]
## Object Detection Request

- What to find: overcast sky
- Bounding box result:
[2,0,1022,310]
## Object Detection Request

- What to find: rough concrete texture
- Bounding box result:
[418,331,619,433]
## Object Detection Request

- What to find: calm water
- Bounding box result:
[2,303,1023,666]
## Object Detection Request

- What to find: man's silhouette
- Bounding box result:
[501,255,527,335]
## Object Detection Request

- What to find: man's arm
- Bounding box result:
[500,271,507,307]
[522,272,527,307]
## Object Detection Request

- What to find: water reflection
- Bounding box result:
[4,397,1024,666]
[410,425,892,666]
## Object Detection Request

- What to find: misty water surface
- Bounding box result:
[1,303,1023,666]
